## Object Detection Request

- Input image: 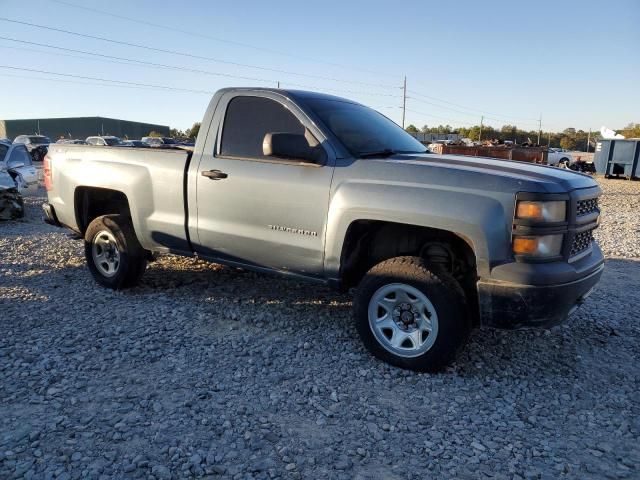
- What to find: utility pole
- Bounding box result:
[547,131,551,147]
[586,128,591,152]
[401,76,407,129]
[277,81,280,88]
[537,115,542,145]
[479,115,484,142]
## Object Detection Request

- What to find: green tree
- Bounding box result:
[186,122,201,139]
[147,131,163,137]
[621,123,640,138]
[405,124,419,133]
[560,136,577,150]
[170,128,185,138]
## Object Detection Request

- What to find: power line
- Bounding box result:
[408,97,485,119]
[408,96,539,128]
[0,66,402,117]
[404,108,475,126]
[0,71,201,93]
[0,37,402,98]
[0,65,216,94]
[408,89,539,123]
[0,17,400,90]
[49,0,392,78]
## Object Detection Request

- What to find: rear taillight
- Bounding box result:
[43,154,52,191]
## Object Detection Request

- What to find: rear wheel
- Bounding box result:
[84,215,147,289]
[353,256,470,372]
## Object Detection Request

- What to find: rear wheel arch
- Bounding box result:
[74,187,132,235]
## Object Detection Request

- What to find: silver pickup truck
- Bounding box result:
[43,88,604,371]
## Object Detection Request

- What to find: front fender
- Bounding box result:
[324,180,515,279]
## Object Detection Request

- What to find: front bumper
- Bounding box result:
[478,247,604,329]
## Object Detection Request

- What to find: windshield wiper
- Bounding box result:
[359,149,398,158]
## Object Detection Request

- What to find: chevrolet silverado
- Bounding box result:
[43,88,604,371]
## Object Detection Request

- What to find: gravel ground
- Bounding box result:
[1,178,639,480]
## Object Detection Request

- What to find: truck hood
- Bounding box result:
[372,153,597,193]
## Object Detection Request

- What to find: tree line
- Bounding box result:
[405,122,640,150]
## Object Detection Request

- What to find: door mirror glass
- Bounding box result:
[263,133,321,163]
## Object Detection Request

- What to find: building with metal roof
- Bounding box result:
[0,117,169,141]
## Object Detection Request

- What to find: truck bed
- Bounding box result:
[46,144,191,252]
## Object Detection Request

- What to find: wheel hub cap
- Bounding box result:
[367,283,439,358]
[92,230,120,277]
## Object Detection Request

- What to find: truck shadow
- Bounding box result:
[4,252,637,381]
[135,256,640,382]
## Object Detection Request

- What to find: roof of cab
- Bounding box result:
[215,87,361,105]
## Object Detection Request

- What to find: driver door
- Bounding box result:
[194,93,334,278]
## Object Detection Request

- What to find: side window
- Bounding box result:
[220,96,305,159]
[7,146,33,167]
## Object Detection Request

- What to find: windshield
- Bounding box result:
[161,138,176,144]
[0,144,8,162]
[29,136,51,144]
[306,99,426,157]
[104,137,122,146]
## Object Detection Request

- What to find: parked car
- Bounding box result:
[56,139,87,145]
[547,148,574,167]
[13,134,51,162]
[0,167,23,220]
[121,140,150,148]
[0,142,38,219]
[43,88,604,372]
[85,136,123,146]
[141,137,179,148]
[0,143,39,195]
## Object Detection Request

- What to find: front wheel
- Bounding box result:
[353,256,471,372]
[84,215,147,289]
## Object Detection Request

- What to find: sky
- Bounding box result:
[0,0,638,133]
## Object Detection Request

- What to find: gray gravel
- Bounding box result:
[1,178,639,479]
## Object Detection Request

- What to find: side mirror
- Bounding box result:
[262,133,321,164]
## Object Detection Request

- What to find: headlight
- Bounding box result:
[513,234,563,257]
[516,200,566,222]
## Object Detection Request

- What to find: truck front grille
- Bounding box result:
[570,229,594,257]
[576,197,599,216]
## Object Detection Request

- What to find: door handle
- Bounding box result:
[201,169,228,180]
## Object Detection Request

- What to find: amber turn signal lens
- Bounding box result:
[515,200,566,222]
[513,237,539,255]
[516,202,543,220]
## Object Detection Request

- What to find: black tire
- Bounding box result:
[353,256,471,372]
[31,149,43,163]
[84,214,147,289]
